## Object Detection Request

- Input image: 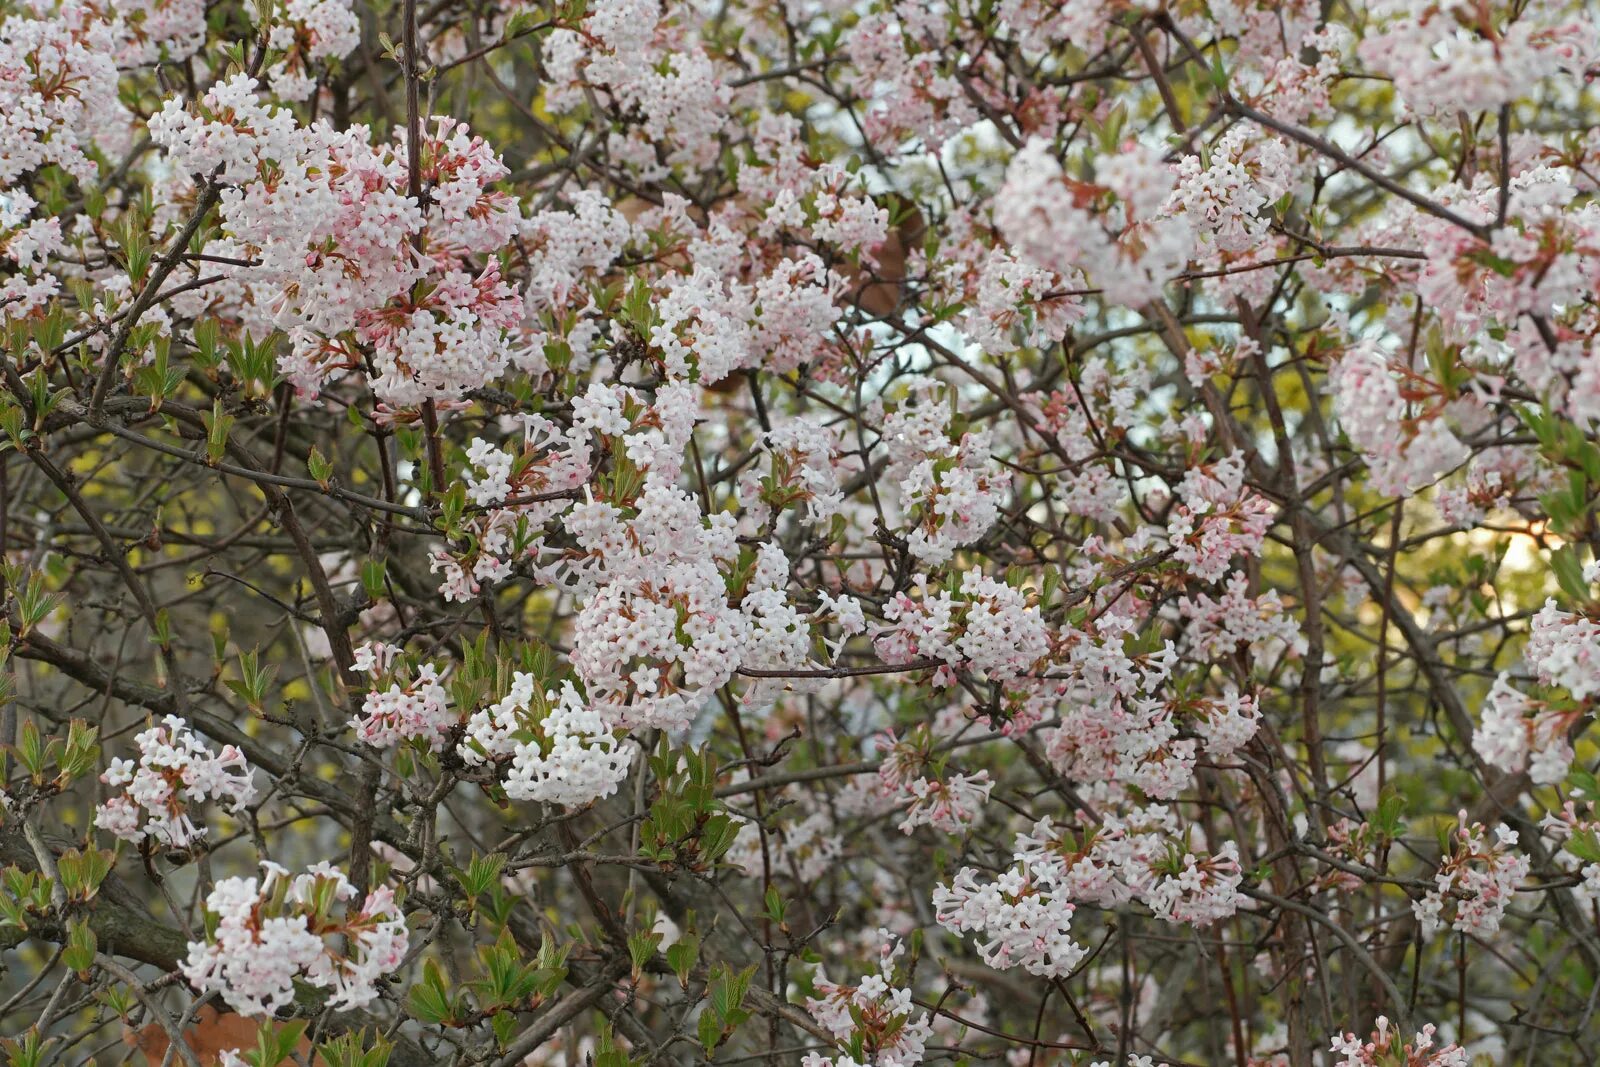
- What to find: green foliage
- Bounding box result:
[317,1030,393,1067]
[238,1020,308,1067]
[697,962,757,1055]
[640,738,741,870]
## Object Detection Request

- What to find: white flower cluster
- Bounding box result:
[1357,0,1598,115]
[1189,689,1262,759]
[1043,611,1203,800]
[871,731,995,835]
[737,418,849,528]
[739,541,828,712]
[1165,452,1274,584]
[432,415,593,603]
[1412,815,1529,939]
[349,642,455,751]
[150,78,520,404]
[934,809,1243,977]
[879,376,1004,564]
[0,3,124,187]
[110,0,208,64]
[1330,343,1468,496]
[542,0,731,173]
[521,189,634,314]
[1539,799,1600,907]
[997,137,1194,308]
[565,477,745,731]
[1473,594,1599,784]
[1168,126,1298,255]
[802,937,932,1067]
[1525,597,1600,702]
[255,0,361,100]
[0,189,64,323]
[1329,1016,1469,1067]
[459,674,632,806]
[1177,574,1306,664]
[182,861,408,1017]
[96,717,258,848]
[1473,675,1576,785]
[895,771,993,835]
[875,570,1050,685]
[932,826,1091,979]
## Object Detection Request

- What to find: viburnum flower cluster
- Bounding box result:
[349,641,454,750]
[1357,0,1598,115]
[803,937,933,1067]
[95,716,258,847]
[182,861,408,1016]
[565,475,747,731]
[149,77,519,404]
[933,807,1242,978]
[432,414,591,602]
[875,570,1049,685]
[254,0,361,101]
[871,729,993,835]
[877,376,1006,564]
[0,2,123,188]
[1328,1017,1468,1067]
[1411,814,1530,939]
[1473,585,1599,783]
[1539,797,1600,904]
[459,673,631,805]
[1330,344,1469,497]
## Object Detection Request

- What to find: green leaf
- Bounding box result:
[628,928,662,977]
[316,1030,393,1067]
[1566,828,1600,864]
[407,960,457,1025]
[666,926,699,988]
[697,1004,724,1055]
[1550,545,1591,603]
[61,918,96,974]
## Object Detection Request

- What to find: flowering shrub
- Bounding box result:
[1,0,1599,1064]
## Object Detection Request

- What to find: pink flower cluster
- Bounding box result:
[1328,1017,1468,1067]
[255,0,361,101]
[1539,799,1600,905]
[1330,344,1468,497]
[565,475,746,731]
[875,570,1050,685]
[872,731,993,835]
[933,808,1242,978]
[1165,453,1274,584]
[183,861,408,1016]
[1411,814,1529,939]
[0,2,123,188]
[1525,597,1600,701]
[1474,592,1599,783]
[432,415,592,603]
[349,642,455,750]
[1473,675,1580,785]
[1357,0,1598,115]
[879,376,1006,564]
[997,137,1192,307]
[803,937,932,1067]
[0,189,64,323]
[459,674,632,806]
[150,77,520,405]
[96,716,258,848]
